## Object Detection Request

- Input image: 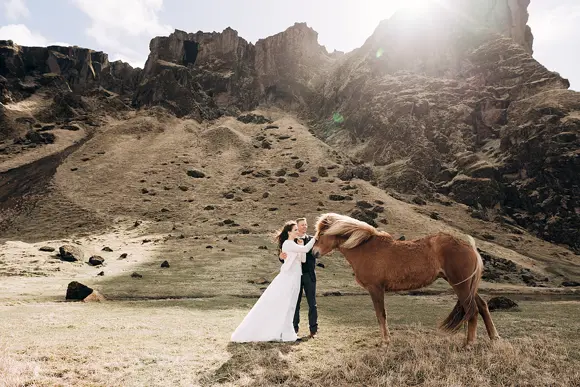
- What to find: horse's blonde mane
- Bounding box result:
[315,213,382,249]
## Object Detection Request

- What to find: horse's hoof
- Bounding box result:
[491,335,501,341]
[462,342,474,350]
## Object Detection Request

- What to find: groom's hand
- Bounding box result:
[279,252,288,260]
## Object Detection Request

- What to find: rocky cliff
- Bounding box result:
[0,40,141,102]
[136,22,333,116]
[307,0,576,249]
[0,0,578,250]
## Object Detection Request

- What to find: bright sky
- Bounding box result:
[0,0,578,90]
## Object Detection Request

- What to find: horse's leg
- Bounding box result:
[449,281,479,347]
[465,311,478,348]
[476,295,500,340]
[368,286,389,346]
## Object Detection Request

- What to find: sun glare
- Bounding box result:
[401,0,431,13]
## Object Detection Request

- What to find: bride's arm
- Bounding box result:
[284,237,316,253]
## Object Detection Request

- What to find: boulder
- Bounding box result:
[487,296,519,311]
[356,200,373,209]
[350,209,378,227]
[187,169,206,178]
[338,165,374,181]
[59,245,83,262]
[66,281,95,301]
[82,290,105,302]
[88,256,105,266]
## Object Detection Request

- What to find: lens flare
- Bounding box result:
[332,112,344,124]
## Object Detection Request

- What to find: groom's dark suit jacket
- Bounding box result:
[298,235,316,281]
[279,235,317,281]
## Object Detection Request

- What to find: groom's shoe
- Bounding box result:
[309,331,317,339]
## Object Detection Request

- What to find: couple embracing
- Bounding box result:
[231,218,319,342]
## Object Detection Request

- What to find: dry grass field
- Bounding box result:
[1,295,579,386]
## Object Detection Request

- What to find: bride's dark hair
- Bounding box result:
[274,221,297,251]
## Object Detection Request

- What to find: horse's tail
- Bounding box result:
[440,235,483,332]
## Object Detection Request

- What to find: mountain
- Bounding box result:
[0,0,578,265]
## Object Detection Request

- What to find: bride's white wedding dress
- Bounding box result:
[231,237,316,342]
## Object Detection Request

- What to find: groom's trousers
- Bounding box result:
[293,271,318,334]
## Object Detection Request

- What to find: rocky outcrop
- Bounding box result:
[138,23,333,113]
[0,103,11,141]
[500,89,580,249]
[456,0,534,54]
[0,40,140,102]
[142,27,257,111]
[253,23,333,107]
[307,0,576,249]
[0,75,9,103]
[100,60,141,96]
[133,61,219,119]
[144,27,251,76]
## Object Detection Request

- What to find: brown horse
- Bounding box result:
[312,213,500,347]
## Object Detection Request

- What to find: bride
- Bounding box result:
[231,220,317,342]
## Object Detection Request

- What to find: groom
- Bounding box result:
[279,217,318,338]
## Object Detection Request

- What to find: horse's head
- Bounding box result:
[313,212,382,257]
[312,213,344,257]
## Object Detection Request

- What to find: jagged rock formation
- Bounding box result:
[253,23,333,107]
[0,40,140,102]
[0,39,140,143]
[0,0,578,249]
[134,59,220,119]
[138,22,332,115]
[137,28,250,117]
[500,89,580,247]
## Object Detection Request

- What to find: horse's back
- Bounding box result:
[371,237,442,290]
